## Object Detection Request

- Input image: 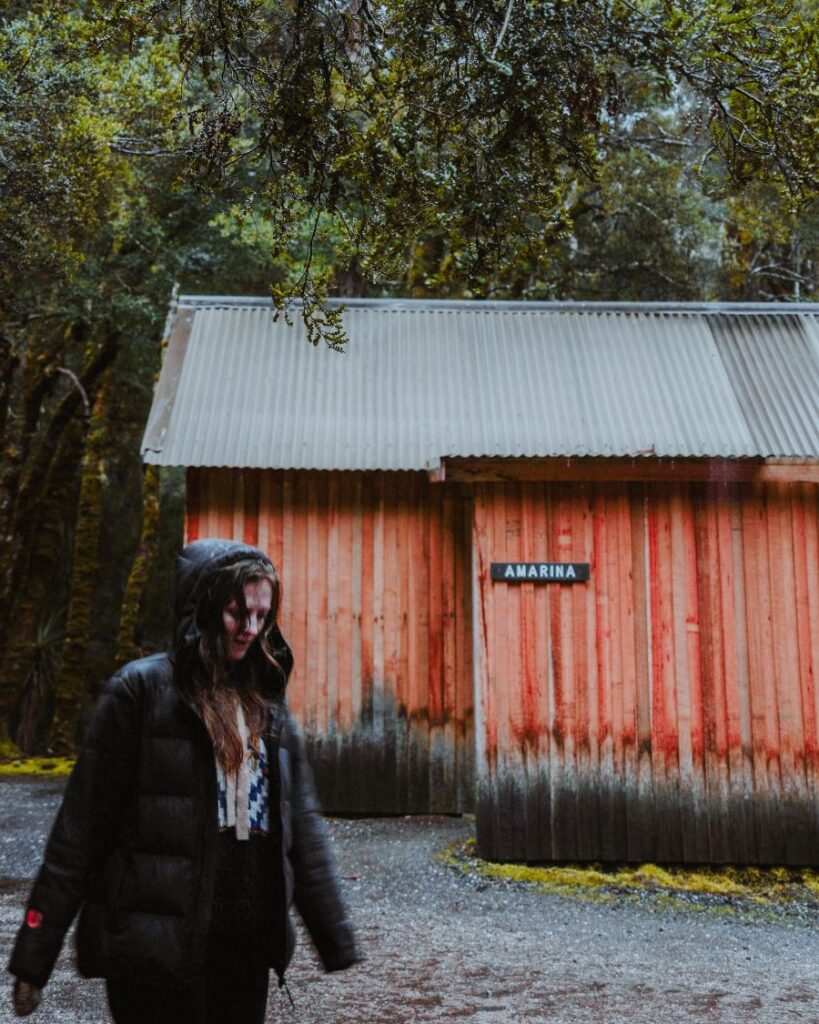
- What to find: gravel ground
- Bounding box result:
[2,777,819,1023]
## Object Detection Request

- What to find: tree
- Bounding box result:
[153,0,819,328]
[719,184,818,300]
[0,6,182,743]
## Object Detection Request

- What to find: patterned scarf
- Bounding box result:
[215,704,270,839]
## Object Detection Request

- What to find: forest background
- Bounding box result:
[0,0,816,754]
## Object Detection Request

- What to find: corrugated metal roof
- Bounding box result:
[141,298,819,469]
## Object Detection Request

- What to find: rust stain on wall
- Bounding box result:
[187,468,474,814]
[473,479,819,864]
[187,467,819,862]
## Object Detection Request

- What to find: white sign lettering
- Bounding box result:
[491,562,590,583]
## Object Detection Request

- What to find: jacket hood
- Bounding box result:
[174,538,293,694]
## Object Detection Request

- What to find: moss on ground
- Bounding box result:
[0,757,74,777]
[0,734,22,760]
[438,837,819,920]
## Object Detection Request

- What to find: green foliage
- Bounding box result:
[652,0,819,198]
[7,0,810,318]
[179,0,817,315]
[532,74,726,300]
[26,0,806,332]
[0,3,190,746]
[0,6,183,315]
[719,183,818,299]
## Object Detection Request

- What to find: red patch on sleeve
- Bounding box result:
[26,909,43,929]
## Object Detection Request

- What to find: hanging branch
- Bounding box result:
[490,0,515,60]
[54,367,90,419]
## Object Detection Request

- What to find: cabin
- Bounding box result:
[142,297,819,864]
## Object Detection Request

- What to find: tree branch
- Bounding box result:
[490,0,515,60]
[54,368,90,418]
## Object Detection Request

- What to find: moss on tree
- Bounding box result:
[115,465,161,666]
[49,373,110,754]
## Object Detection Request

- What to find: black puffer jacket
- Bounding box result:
[8,540,358,990]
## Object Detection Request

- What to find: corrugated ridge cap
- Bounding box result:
[176,296,819,315]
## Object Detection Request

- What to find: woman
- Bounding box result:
[8,539,359,1022]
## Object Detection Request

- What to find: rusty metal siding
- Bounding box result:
[473,480,819,864]
[187,468,474,814]
[142,299,819,469]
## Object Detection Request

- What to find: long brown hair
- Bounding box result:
[186,558,288,773]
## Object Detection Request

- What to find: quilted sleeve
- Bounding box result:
[7,674,140,989]
[287,714,360,973]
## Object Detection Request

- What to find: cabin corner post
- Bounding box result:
[472,484,494,859]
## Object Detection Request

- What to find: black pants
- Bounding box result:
[109,833,281,1022]
[106,959,270,1024]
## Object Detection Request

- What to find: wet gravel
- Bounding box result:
[2,777,819,1023]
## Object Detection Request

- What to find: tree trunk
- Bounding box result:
[0,333,119,709]
[0,352,57,586]
[13,612,63,754]
[48,372,111,754]
[0,421,86,740]
[115,465,161,666]
[0,331,20,456]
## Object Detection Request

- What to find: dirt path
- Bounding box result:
[2,779,819,1023]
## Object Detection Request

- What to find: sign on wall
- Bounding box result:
[491,562,590,582]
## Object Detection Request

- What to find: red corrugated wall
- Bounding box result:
[473,479,819,864]
[187,468,474,813]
